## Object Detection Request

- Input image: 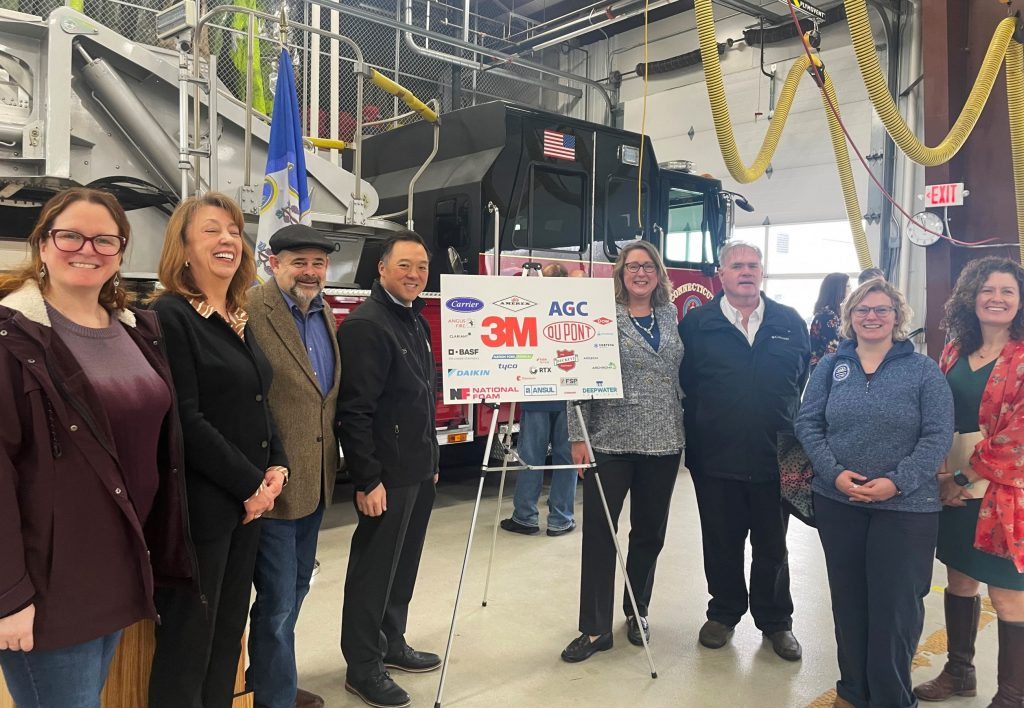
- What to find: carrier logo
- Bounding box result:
[833,363,851,382]
[524,384,557,397]
[560,377,578,386]
[548,300,588,316]
[593,317,613,325]
[555,350,578,372]
[543,321,596,343]
[447,369,489,377]
[493,295,536,312]
[445,297,484,313]
[582,386,618,395]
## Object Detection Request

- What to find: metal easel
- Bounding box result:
[434,399,657,708]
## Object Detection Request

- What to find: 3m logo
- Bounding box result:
[481,317,538,347]
[593,317,613,326]
[450,388,471,400]
[543,321,595,343]
[555,350,578,372]
[493,295,536,312]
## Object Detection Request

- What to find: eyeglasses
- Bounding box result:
[624,262,656,273]
[852,305,896,318]
[47,229,125,256]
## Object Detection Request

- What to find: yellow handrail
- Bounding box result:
[368,70,439,124]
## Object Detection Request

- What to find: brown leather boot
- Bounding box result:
[988,620,1024,708]
[914,592,981,701]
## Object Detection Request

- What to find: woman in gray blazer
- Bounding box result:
[561,241,685,663]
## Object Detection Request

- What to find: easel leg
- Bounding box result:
[482,402,516,607]
[434,403,500,708]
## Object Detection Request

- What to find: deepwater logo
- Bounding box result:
[445,297,484,313]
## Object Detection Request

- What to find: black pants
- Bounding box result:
[341,479,435,681]
[578,451,680,635]
[150,519,261,708]
[815,493,938,708]
[692,473,793,633]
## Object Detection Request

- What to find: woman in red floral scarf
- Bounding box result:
[914,257,1024,708]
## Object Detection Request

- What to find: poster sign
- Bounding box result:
[440,274,624,404]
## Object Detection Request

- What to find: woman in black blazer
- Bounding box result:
[148,192,288,708]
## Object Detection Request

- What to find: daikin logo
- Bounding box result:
[445,297,484,313]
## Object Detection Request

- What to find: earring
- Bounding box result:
[184,260,190,269]
[39,263,47,283]
[113,273,120,288]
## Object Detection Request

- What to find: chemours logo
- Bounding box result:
[445,297,484,313]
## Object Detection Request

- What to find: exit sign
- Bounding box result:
[924,182,965,207]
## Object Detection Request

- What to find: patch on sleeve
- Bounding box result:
[832,362,851,382]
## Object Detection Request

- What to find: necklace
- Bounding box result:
[631,313,656,339]
[972,346,1002,360]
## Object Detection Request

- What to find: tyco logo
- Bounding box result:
[543,321,595,343]
[555,350,578,372]
[445,297,484,313]
[548,300,588,316]
[493,295,536,312]
[480,316,538,347]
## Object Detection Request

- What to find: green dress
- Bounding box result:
[938,356,1024,589]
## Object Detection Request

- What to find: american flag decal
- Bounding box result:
[543,130,576,160]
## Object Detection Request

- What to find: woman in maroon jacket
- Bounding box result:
[0,188,193,708]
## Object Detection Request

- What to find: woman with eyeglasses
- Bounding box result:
[913,257,1024,707]
[560,241,684,663]
[795,278,953,708]
[0,188,193,708]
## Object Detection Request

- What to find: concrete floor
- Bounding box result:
[291,468,1001,708]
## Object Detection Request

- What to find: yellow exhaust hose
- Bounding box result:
[694,0,872,268]
[1006,41,1024,260]
[845,0,1016,167]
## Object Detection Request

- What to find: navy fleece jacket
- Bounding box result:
[795,338,953,513]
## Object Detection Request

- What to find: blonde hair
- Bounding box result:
[157,192,255,310]
[0,188,130,309]
[612,241,672,306]
[840,278,914,341]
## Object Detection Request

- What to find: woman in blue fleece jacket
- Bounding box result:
[796,278,953,708]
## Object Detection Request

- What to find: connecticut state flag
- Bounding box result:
[255,48,310,279]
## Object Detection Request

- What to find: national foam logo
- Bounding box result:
[833,363,851,382]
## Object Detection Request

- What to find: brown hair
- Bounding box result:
[157,192,255,310]
[840,278,914,342]
[612,241,672,307]
[942,256,1024,355]
[0,187,130,309]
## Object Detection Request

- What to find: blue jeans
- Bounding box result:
[0,630,122,708]
[511,408,576,531]
[247,502,325,708]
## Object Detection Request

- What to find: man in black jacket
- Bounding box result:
[335,231,440,708]
[679,241,810,662]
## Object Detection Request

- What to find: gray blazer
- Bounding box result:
[568,302,684,455]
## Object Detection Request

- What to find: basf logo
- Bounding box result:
[524,384,557,396]
[555,350,578,372]
[445,297,484,313]
[447,348,480,357]
[493,295,536,312]
[543,321,596,343]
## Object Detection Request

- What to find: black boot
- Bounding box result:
[988,620,1024,708]
[914,593,981,701]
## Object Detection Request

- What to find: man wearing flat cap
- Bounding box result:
[244,224,341,708]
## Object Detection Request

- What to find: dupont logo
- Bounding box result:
[524,384,557,396]
[560,377,578,386]
[593,317,613,325]
[445,297,484,313]
[543,321,596,343]
[493,295,536,312]
[555,350,578,372]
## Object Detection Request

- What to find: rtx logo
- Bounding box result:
[528,365,553,374]
[548,300,588,316]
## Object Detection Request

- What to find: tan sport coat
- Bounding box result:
[245,280,340,519]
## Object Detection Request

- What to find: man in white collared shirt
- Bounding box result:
[679,241,810,663]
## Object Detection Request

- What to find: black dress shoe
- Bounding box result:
[547,520,576,537]
[383,642,442,673]
[500,517,539,535]
[698,620,735,649]
[561,632,613,662]
[764,630,802,661]
[295,688,325,708]
[626,616,650,646]
[344,671,410,708]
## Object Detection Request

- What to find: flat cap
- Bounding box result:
[269,224,338,255]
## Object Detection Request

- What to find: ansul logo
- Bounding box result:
[543,321,595,343]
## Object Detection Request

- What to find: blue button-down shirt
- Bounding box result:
[279,287,335,396]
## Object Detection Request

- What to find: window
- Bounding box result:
[511,166,586,251]
[605,176,648,258]
[664,186,711,265]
